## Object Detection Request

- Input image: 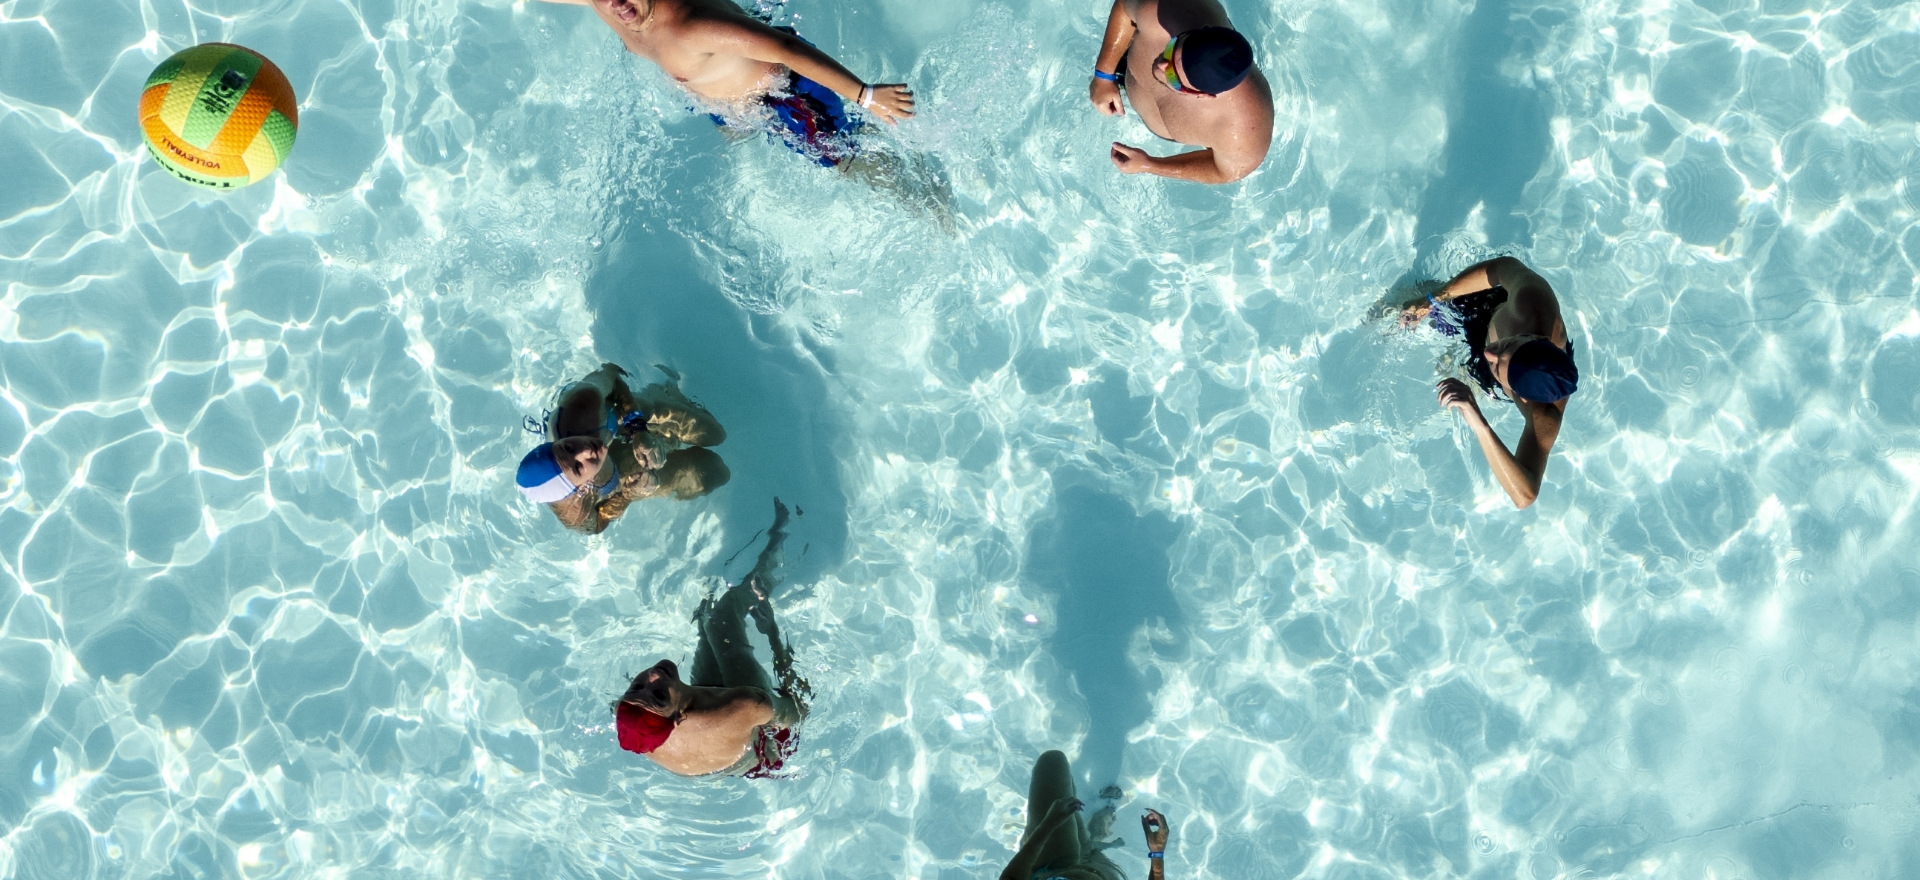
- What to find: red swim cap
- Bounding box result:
[615,703,674,754]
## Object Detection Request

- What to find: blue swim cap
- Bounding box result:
[516,444,574,503]
[1179,27,1254,95]
[1507,340,1579,402]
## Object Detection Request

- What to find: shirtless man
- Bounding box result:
[613,500,808,777]
[538,0,913,166]
[1400,257,1579,509]
[1088,0,1274,184]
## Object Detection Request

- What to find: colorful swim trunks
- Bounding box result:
[740,725,798,779]
[707,29,861,167]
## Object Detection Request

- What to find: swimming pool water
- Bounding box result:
[2,0,1918,877]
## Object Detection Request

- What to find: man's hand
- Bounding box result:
[863,83,915,123]
[1142,809,1168,851]
[1437,379,1484,421]
[1110,143,1153,174]
[1090,77,1124,116]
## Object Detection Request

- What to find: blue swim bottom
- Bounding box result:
[711,72,860,168]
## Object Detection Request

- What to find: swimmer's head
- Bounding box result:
[1487,335,1578,402]
[1155,27,1254,96]
[515,437,608,503]
[614,662,681,754]
[625,660,691,716]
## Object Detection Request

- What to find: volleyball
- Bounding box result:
[139,44,298,189]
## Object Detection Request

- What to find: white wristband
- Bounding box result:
[858,84,875,109]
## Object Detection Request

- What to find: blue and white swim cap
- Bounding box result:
[516,444,574,503]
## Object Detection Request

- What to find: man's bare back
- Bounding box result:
[539,0,913,115]
[1090,0,1275,183]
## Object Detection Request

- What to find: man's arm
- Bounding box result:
[1437,255,1546,301]
[1142,808,1169,880]
[1111,108,1270,183]
[1110,145,1240,184]
[1440,380,1563,509]
[1089,0,1135,115]
[1094,0,1135,74]
[697,21,915,119]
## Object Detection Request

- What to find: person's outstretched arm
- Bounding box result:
[1090,0,1134,115]
[1438,379,1563,509]
[694,21,916,121]
[1142,809,1170,879]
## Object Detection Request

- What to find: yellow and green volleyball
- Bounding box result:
[139,43,298,189]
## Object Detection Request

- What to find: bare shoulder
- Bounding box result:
[1523,397,1567,443]
[1492,257,1555,300]
[1211,72,1275,180]
[683,688,774,731]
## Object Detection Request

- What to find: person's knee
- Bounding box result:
[659,447,730,499]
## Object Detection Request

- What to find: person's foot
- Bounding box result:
[692,587,720,624]
[746,579,780,637]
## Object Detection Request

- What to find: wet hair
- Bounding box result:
[1178,27,1254,95]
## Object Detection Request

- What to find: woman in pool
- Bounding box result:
[514,363,729,533]
[1399,256,1578,509]
[1000,750,1172,880]
[613,499,808,777]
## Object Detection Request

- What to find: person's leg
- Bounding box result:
[686,602,727,689]
[692,500,792,694]
[1023,750,1090,870]
[650,447,731,500]
[634,383,727,447]
[692,581,776,694]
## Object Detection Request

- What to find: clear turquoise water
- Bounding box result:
[2,0,1918,877]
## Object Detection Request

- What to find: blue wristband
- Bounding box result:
[1148,852,1163,859]
[1093,69,1120,82]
